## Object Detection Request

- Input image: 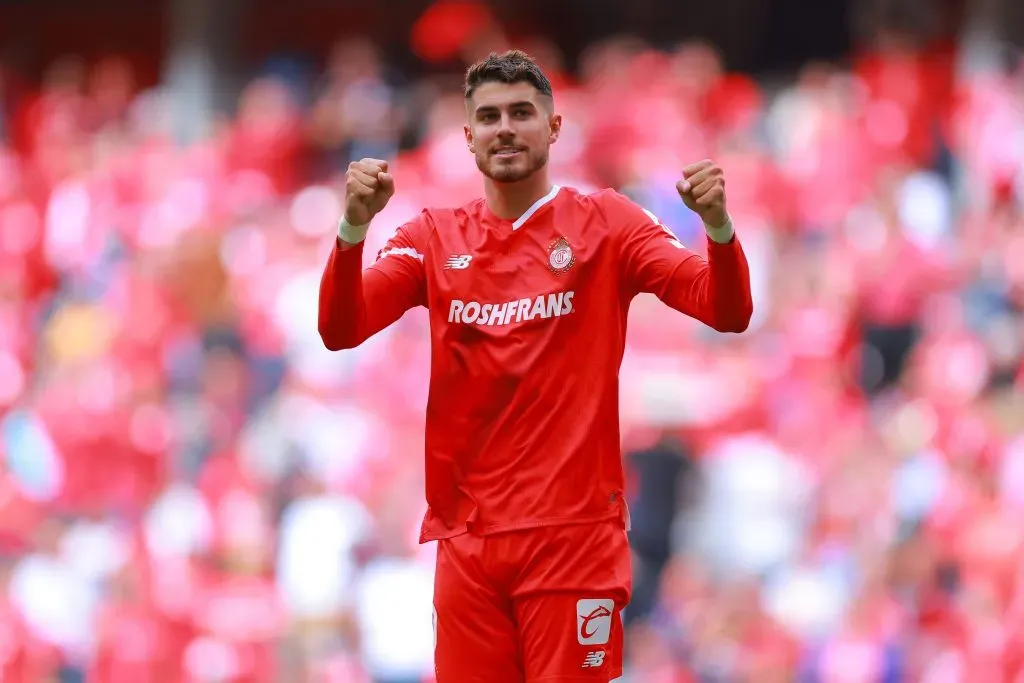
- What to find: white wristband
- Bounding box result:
[339,216,371,245]
[704,215,735,244]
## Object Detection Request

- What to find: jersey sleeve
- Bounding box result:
[605,190,753,333]
[318,212,430,350]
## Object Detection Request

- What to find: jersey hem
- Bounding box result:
[528,671,623,682]
[419,508,625,543]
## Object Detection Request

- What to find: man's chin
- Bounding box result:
[484,162,534,183]
[476,153,547,183]
[491,170,531,183]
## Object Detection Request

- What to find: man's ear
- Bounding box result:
[548,113,562,145]
[464,124,475,153]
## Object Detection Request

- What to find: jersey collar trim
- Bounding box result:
[511,185,561,231]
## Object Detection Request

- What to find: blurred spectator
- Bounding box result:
[276,472,371,678]
[624,433,698,626]
[0,559,38,682]
[352,530,435,683]
[226,77,304,196]
[308,39,401,179]
[8,518,96,683]
[0,66,7,144]
[89,563,176,683]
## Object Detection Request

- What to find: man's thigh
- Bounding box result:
[514,591,627,682]
[433,535,524,683]
[509,520,632,682]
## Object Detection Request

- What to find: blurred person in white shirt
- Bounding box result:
[59,508,131,589]
[353,522,435,683]
[275,470,372,668]
[690,432,812,577]
[8,517,98,683]
[143,480,215,559]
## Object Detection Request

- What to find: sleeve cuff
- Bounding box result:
[704,216,735,244]
[336,237,366,254]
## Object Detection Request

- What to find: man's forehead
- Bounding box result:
[470,81,545,108]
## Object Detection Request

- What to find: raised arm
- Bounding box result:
[318,158,429,350]
[612,160,753,333]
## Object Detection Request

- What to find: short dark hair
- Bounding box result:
[464,49,553,101]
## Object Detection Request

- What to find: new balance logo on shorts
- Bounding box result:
[576,598,614,645]
[582,651,606,668]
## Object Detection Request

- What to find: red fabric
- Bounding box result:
[89,603,177,683]
[0,601,33,683]
[434,520,630,681]
[191,573,281,683]
[318,187,752,541]
[854,233,943,326]
[853,43,957,166]
[411,1,495,63]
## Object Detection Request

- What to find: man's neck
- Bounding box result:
[483,172,553,222]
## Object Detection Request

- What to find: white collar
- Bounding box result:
[512,185,561,231]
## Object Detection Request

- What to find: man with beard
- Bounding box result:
[318,49,753,682]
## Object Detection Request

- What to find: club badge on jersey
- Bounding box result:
[547,236,576,275]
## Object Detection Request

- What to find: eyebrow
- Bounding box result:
[475,101,537,115]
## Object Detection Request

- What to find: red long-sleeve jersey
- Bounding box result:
[319,186,752,542]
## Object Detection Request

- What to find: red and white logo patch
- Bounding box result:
[576,599,614,645]
[547,236,576,274]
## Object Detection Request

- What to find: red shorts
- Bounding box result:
[432,519,631,683]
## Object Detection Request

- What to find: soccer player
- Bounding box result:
[319,50,753,682]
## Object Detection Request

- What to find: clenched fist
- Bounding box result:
[345,158,395,226]
[677,159,728,229]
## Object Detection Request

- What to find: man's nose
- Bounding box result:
[497,113,515,136]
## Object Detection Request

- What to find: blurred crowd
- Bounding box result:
[0,24,1023,683]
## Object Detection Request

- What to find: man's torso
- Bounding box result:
[414,186,632,540]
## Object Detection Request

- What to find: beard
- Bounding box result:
[475,146,549,183]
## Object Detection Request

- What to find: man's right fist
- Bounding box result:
[344,158,395,226]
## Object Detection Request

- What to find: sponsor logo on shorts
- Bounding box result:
[576,598,614,645]
[447,291,574,326]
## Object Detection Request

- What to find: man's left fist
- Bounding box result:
[677,159,728,229]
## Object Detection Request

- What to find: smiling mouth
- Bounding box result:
[493,147,525,158]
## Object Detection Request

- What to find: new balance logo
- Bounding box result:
[582,651,606,668]
[444,255,473,270]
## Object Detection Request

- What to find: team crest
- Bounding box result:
[547,236,576,274]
